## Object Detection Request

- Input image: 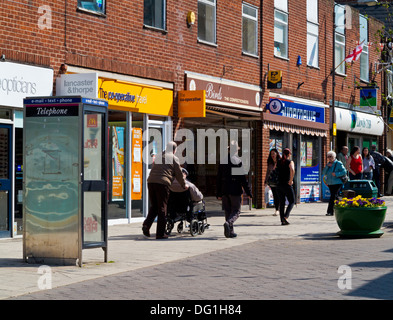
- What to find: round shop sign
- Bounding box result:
[267,99,283,114]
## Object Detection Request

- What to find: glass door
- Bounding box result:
[143,118,168,217]
[0,125,12,238]
[82,109,107,247]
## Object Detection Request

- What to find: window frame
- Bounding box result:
[359,14,369,82]
[143,0,167,32]
[335,4,346,75]
[198,0,217,45]
[307,0,319,68]
[242,2,258,57]
[274,8,288,59]
[77,0,106,16]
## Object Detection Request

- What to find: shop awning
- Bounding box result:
[263,121,328,137]
[206,105,262,119]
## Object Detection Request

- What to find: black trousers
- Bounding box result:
[327,184,342,215]
[278,184,295,223]
[143,183,170,237]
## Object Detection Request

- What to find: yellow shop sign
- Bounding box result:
[98,78,173,116]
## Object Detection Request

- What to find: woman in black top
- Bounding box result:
[277,148,295,225]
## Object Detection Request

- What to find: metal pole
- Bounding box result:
[332,4,336,152]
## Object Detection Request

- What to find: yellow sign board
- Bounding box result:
[333,123,337,136]
[98,78,173,116]
[178,90,206,118]
[267,71,282,89]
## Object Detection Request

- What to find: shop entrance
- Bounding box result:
[0,124,12,238]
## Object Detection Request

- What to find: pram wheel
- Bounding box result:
[198,221,205,234]
[165,220,174,235]
[177,222,184,233]
[190,219,199,237]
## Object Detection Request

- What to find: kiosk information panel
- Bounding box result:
[23,97,108,266]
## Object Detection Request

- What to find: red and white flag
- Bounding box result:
[344,42,364,63]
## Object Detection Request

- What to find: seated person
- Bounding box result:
[169,168,203,202]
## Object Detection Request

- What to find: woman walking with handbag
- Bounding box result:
[264,148,281,216]
[322,151,347,216]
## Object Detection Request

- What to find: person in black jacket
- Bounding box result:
[370,145,385,197]
[277,148,295,225]
[217,140,252,238]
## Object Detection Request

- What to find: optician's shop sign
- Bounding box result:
[0,62,53,108]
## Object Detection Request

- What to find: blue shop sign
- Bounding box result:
[267,98,325,124]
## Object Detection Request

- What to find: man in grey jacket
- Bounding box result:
[142,141,187,239]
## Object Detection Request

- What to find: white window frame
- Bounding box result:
[335,4,346,75]
[274,9,288,59]
[242,3,258,57]
[360,15,369,82]
[198,0,217,45]
[307,0,319,68]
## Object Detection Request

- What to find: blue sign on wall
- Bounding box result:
[267,98,325,124]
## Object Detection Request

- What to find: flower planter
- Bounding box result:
[334,206,387,238]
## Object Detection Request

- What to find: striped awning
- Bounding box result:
[263,121,328,137]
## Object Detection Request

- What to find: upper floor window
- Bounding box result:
[335,4,346,75]
[144,0,166,30]
[307,0,318,68]
[77,0,105,15]
[198,0,216,44]
[359,15,369,82]
[274,0,288,59]
[242,3,258,56]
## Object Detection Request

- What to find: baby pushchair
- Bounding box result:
[165,189,209,236]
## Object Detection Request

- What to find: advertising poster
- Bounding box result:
[111,126,124,200]
[131,128,143,200]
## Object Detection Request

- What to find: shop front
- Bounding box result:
[264,94,329,204]
[178,72,262,211]
[0,61,53,238]
[334,107,384,152]
[57,69,173,223]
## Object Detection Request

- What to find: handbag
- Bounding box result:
[333,162,348,183]
[267,168,279,187]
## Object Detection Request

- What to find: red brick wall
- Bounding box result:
[0,0,384,208]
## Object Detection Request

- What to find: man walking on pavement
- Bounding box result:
[142,141,188,239]
[216,140,252,238]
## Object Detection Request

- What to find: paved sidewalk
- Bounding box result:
[1,198,393,300]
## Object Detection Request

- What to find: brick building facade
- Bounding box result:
[0,0,385,237]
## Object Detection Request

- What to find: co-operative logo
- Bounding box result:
[267,99,283,114]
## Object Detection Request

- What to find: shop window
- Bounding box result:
[242,3,258,57]
[77,0,105,15]
[144,0,166,31]
[108,111,127,220]
[198,0,216,45]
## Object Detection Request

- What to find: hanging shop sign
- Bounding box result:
[178,90,206,117]
[1,62,53,108]
[267,70,282,89]
[266,97,325,124]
